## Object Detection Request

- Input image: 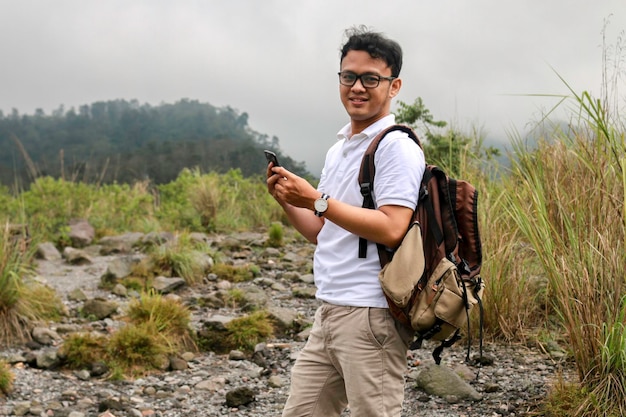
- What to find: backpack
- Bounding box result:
[358,124,485,365]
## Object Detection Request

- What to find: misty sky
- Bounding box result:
[1,1,624,174]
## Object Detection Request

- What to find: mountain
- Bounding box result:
[0,99,310,189]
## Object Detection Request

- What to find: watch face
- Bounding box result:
[314,198,328,212]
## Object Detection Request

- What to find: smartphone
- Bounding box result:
[264,150,281,167]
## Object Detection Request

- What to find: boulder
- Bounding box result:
[415,363,482,402]
[68,219,95,248]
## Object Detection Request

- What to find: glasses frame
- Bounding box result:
[337,71,396,88]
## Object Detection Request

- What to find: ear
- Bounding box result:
[389,78,402,98]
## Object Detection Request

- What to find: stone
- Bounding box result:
[225,386,255,407]
[36,348,61,369]
[240,286,269,310]
[169,356,188,371]
[31,327,61,345]
[112,283,128,296]
[266,305,298,334]
[68,219,95,248]
[63,247,93,265]
[99,232,144,255]
[151,276,186,294]
[82,299,118,320]
[68,288,88,301]
[36,242,62,260]
[415,364,482,401]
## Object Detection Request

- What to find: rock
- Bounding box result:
[69,219,95,248]
[229,350,246,360]
[240,286,269,310]
[36,348,61,369]
[98,397,125,411]
[225,386,255,407]
[415,363,482,402]
[203,314,235,330]
[75,369,91,380]
[298,273,315,284]
[169,356,188,371]
[36,242,62,260]
[195,377,226,392]
[31,327,62,345]
[292,286,317,299]
[63,247,94,265]
[12,401,30,416]
[101,255,140,284]
[99,232,144,255]
[266,305,298,334]
[112,283,128,296]
[90,361,109,377]
[82,299,118,320]
[268,375,284,388]
[141,231,175,247]
[68,288,88,301]
[151,276,186,294]
[216,280,232,290]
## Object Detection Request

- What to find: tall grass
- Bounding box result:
[504,89,625,416]
[434,127,544,345]
[0,223,63,346]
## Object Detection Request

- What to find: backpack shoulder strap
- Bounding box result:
[358,125,421,265]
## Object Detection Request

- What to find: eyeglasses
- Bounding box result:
[338,71,396,88]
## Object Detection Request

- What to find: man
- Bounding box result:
[267,26,425,417]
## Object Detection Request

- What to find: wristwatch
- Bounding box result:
[314,193,330,217]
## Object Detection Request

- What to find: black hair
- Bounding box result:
[339,25,403,77]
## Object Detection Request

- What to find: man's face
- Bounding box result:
[339,50,401,134]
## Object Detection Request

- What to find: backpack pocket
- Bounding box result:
[378,222,425,308]
[410,257,468,341]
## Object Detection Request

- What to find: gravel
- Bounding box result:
[0,234,576,417]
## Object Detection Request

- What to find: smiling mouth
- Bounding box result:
[350,97,368,104]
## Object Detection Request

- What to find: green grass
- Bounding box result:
[225,311,275,352]
[59,332,108,369]
[59,290,196,379]
[0,359,14,396]
[127,290,196,351]
[0,223,64,347]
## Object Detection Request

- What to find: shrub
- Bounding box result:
[149,233,212,286]
[107,321,172,376]
[0,223,63,347]
[225,311,274,352]
[223,288,246,308]
[267,222,284,247]
[59,332,108,369]
[0,359,14,396]
[210,263,254,283]
[127,290,196,351]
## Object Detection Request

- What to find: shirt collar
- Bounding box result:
[336,114,396,141]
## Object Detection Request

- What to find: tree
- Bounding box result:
[394,98,499,176]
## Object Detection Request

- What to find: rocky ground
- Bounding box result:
[0,228,575,417]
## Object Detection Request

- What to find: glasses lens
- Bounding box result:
[361,75,380,88]
[339,72,356,86]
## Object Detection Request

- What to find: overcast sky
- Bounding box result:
[1,1,624,174]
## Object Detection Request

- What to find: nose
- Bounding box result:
[351,77,366,91]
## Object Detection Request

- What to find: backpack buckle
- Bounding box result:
[360,182,372,198]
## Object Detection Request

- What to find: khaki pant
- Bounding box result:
[282,302,412,417]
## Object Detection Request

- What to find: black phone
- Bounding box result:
[264,150,281,167]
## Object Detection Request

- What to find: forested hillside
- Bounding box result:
[0,99,309,189]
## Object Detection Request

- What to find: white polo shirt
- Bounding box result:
[314,115,425,308]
